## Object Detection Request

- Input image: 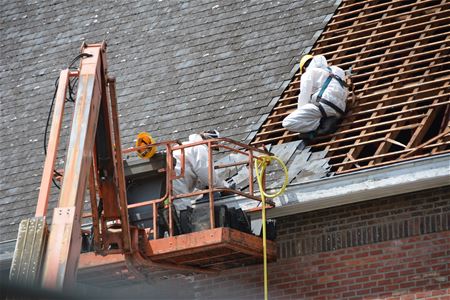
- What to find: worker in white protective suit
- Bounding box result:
[282,55,349,139]
[171,130,231,210]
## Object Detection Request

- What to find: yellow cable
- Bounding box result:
[254,155,289,300]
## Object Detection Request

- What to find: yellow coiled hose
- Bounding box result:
[254,155,289,300]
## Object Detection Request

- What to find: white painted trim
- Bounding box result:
[230,154,450,218]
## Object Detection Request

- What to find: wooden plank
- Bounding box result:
[340,101,450,128]
[370,97,439,164]
[314,0,357,45]
[335,146,450,172]
[328,140,450,162]
[403,83,449,149]
[251,0,450,173]
[255,93,450,143]
[311,0,376,157]
[261,113,427,141]
[321,0,441,31]
[350,91,450,117]
[351,53,449,80]
[262,100,450,130]
[275,74,449,108]
[369,16,447,166]
[330,0,404,22]
[334,4,407,171]
[318,114,427,140]
[401,127,450,159]
[355,68,449,95]
[431,104,450,154]
[341,43,449,73]
[322,16,449,57]
[352,53,449,87]
[323,124,419,149]
[319,5,448,49]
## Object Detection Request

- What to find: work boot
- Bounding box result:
[317,117,340,136]
[297,131,317,140]
[221,180,237,197]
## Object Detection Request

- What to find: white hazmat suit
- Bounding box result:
[171,134,228,210]
[282,55,348,133]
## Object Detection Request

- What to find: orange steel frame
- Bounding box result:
[122,137,272,240]
[35,42,273,289]
[36,42,131,289]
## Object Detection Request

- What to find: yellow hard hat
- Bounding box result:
[136,132,157,159]
[300,54,313,74]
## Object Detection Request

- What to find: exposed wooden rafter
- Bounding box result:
[252,0,450,174]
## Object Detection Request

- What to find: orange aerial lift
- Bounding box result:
[9,42,277,291]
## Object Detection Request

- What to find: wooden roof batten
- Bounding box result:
[252,0,450,174]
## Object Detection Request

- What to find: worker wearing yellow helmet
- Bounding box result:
[282,54,349,139]
[299,54,313,74]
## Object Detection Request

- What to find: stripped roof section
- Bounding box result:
[252,0,450,174]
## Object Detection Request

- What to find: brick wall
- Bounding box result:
[192,186,450,299]
[276,185,450,259]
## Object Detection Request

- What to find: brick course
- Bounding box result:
[277,186,450,258]
[192,186,450,299]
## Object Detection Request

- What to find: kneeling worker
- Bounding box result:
[282,55,349,139]
[172,130,231,210]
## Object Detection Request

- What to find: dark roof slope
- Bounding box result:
[0,1,340,241]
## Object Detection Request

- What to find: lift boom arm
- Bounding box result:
[9,42,278,292]
[9,42,130,290]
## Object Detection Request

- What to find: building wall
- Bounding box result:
[192,185,450,299]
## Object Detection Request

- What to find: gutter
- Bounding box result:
[255,153,450,218]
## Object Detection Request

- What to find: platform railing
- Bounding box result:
[122,138,273,240]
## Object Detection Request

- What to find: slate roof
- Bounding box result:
[0,1,340,241]
[217,140,331,194]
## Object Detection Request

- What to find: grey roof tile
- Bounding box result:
[0,0,337,241]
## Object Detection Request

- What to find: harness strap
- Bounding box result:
[317,67,347,98]
[317,68,333,100]
[329,73,349,88]
[315,67,347,118]
[319,99,345,116]
[317,103,327,119]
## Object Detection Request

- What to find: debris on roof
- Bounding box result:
[222,141,331,193]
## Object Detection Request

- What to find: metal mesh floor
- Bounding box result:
[252,0,450,174]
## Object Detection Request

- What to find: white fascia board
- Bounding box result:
[228,154,450,218]
[268,154,450,218]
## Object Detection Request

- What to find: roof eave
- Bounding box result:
[265,153,450,218]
